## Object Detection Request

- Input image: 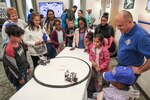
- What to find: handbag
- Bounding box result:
[34,42,47,54]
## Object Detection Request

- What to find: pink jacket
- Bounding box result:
[86,43,94,54]
[89,45,110,73]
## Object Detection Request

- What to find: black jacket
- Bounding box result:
[3,44,30,85]
[94,23,114,38]
[95,24,116,53]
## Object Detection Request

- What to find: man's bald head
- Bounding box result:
[115,10,134,33]
[117,10,133,22]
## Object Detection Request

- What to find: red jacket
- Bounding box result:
[51,29,66,48]
[89,45,110,73]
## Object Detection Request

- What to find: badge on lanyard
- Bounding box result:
[125,39,131,45]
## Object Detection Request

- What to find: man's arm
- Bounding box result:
[133,34,150,74]
[132,59,150,74]
[91,18,96,25]
[89,18,96,27]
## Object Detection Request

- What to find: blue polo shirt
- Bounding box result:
[117,23,150,67]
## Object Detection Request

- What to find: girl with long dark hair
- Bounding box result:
[43,9,57,37]
[23,13,49,68]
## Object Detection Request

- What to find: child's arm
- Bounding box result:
[91,61,98,68]
[63,30,66,45]
[72,29,79,47]
[89,50,98,68]
[72,32,76,47]
[97,91,104,100]
[89,48,95,62]
[95,66,101,71]
[99,49,110,70]
[23,30,37,46]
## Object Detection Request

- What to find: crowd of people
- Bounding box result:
[1,5,150,100]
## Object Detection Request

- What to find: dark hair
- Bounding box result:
[73,5,77,9]
[94,34,104,42]
[27,13,40,31]
[101,15,108,20]
[78,10,83,14]
[85,31,93,42]
[54,19,61,26]
[68,18,74,22]
[78,17,87,28]
[5,24,24,37]
[103,12,109,19]
[45,9,56,30]
[30,8,34,13]
[40,14,44,19]
[63,9,68,13]
[46,9,55,18]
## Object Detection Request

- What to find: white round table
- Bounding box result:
[33,57,91,88]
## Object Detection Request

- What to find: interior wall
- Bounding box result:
[86,0,102,25]
[101,0,106,16]
[116,0,150,97]
[137,14,150,98]
[80,0,86,15]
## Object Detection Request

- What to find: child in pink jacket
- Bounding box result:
[84,31,93,53]
[88,34,110,98]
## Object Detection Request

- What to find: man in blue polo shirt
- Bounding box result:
[115,10,150,77]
